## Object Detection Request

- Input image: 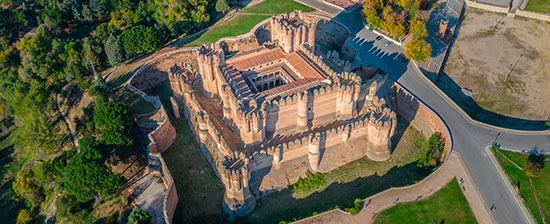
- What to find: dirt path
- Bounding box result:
[56,93,79,149]
[294,152,494,224]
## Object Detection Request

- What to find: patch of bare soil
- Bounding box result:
[442,8,550,121]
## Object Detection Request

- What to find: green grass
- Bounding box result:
[374,179,477,224]
[240,120,431,224]
[240,0,315,14]
[492,149,550,223]
[186,0,314,47]
[112,87,156,115]
[186,15,271,47]
[524,0,550,13]
[149,82,227,223]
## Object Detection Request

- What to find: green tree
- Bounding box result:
[216,0,230,13]
[63,152,124,202]
[104,33,126,66]
[525,153,545,177]
[404,39,431,62]
[93,102,134,129]
[119,25,163,57]
[55,194,83,218]
[418,133,444,167]
[128,206,152,224]
[100,127,134,146]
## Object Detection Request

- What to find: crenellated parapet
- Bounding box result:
[270,10,316,53]
[196,43,225,96]
[219,152,256,219]
[235,108,266,147]
[366,105,397,161]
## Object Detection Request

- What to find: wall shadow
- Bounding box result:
[236,162,432,224]
[435,71,547,130]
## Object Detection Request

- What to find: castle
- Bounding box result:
[168,11,397,219]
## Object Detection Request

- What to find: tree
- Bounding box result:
[104,33,125,66]
[128,206,152,224]
[363,8,381,28]
[63,152,124,202]
[216,0,230,13]
[380,6,405,37]
[417,133,444,167]
[13,169,45,207]
[93,102,134,129]
[100,127,134,146]
[404,39,431,62]
[55,194,83,218]
[119,25,163,57]
[409,19,427,40]
[16,209,34,224]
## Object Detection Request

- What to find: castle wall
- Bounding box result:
[392,84,452,159]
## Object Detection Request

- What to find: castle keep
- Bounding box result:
[168,11,397,218]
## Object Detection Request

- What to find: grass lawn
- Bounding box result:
[492,149,550,223]
[239,118,431,224]
[374,179,477,224]
[112,87,156,115]
[240,0,315,14]
[186,0,314,47]
[524,0,550,13]
[148,82,227,223]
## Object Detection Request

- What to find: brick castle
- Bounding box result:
[168,11,398,218]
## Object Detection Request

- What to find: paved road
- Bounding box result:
[298,1,550,223]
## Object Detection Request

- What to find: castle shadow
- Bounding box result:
[236,162,432,224]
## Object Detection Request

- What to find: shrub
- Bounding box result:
[525,153,545,177]
[433,3,440,10]
[128,206,151,224]
[417,133,445,167]
[292,171,326,192]
[344,198,363,215]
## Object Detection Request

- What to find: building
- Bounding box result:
[168,11,397,218]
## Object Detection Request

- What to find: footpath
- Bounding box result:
[294,152,493,224]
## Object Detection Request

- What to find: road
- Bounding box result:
[297,1,550,223]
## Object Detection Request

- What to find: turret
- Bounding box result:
[196,44,225,96]
[219,153,256,220]
[366,108,397,161]
[238,109,265,146]
[270,10,316,53]
[308,133,322,172]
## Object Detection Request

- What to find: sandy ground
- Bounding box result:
[442,8,550,121]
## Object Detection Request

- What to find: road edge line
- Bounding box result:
[485,146,536,224]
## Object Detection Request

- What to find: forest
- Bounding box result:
[0,0,233,223]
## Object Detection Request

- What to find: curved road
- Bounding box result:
[297,1,549,223]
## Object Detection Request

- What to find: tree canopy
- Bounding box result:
[404,39,431,62]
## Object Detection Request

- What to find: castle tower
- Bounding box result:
[270,10,316,53]
[196,44,225,96]
[366,110,397,161]
[336,82,359,119]
[219,153,256,220]
[308,133,322,172]
[297,91,310,129]
[238,110,265,146]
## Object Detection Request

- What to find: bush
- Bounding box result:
[433,3,440,10]
[55,194,83,218]
[344,198,362,215]
[525,153,545,177]
[292,171,326,192]
[128,206,151,224]
[417,133,445,167]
